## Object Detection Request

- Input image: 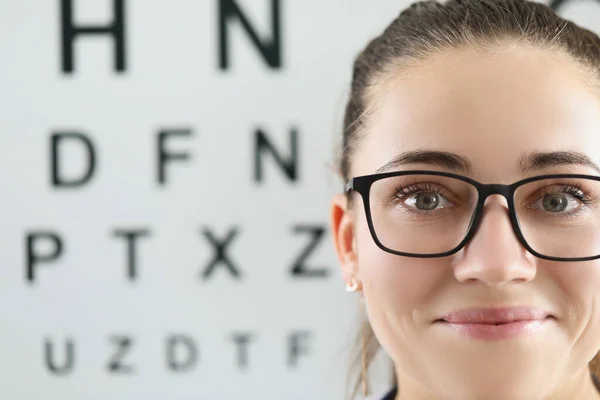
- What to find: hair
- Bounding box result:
[336,0,600,398]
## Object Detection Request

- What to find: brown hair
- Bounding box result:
[336,0,600,398]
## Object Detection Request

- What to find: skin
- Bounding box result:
[330,42,600,400]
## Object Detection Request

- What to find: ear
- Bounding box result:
[330,192,359,287]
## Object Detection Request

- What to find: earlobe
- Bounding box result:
[330,193,359,283]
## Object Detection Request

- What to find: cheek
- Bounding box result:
[551,262,600,342]
[354,210,448,304]
[354,210,417,302]
[354,215,449,348]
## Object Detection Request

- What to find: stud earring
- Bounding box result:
[346,276,359,292]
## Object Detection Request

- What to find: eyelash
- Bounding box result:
[393,183,451,216]
[529,184,594,218]
[542,184,592,204]
[397,183,445,198]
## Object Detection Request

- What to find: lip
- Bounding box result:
[434,307,554,341]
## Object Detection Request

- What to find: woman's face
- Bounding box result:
[331,44,600,400]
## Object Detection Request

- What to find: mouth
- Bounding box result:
[435,307,554,325]
[432,307,555,340]
[434,317,555,325]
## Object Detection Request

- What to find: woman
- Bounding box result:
[329,0,600,399]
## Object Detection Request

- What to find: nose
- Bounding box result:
[453,195,537,285]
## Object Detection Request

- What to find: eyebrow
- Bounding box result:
[518,151,600,174]
[375,150,600,175]
[375,150,473,174]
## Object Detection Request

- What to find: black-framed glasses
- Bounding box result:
[345,170,600,261]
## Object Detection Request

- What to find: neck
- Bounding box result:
[393,368,600,400]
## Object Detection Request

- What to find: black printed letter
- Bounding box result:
[287,330,312,368]
[290,225,328,278]
[166,335,198,372]
[51,132,96,188]
[219,0,282,70]
[231,332,254,369]
[157,129,193,186]
[60,0,126,73]
[107,335,134,374]
[44,337,75,375]
[26,232,63,284]
[112,229,151,281]
[201,227,242,279]
[254,127,298,183]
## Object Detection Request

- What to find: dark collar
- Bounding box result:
[381,386,397,400]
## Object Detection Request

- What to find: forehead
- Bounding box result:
[354,44,600,182]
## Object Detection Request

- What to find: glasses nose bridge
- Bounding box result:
[464,183,520,257]
[479,183,513,204]
[470,182,518,240]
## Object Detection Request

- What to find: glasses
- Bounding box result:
[345,170,600,261]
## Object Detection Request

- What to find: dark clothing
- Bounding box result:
[381,386,397,400]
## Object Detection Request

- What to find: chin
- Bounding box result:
[433,372,548,400]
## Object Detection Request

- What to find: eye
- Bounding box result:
[404,192,451,211]
[530,192,581,213]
